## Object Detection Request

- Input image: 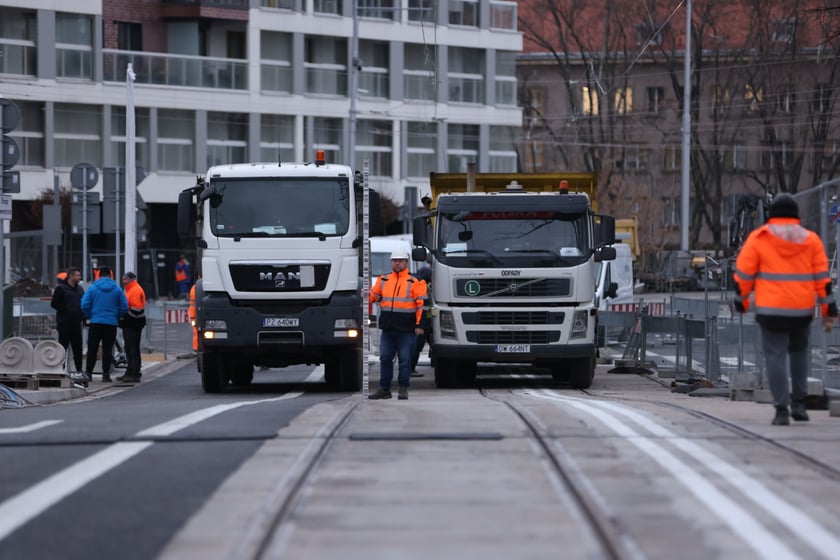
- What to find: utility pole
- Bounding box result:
[348,0,360,168]
[680,0,692,251]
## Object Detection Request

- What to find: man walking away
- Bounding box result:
[368,250,426,400]
[733,193,837,425]
[175,254,191,299]
[118,272,146,383]
[81,266,128,385]
[51,267,84,376]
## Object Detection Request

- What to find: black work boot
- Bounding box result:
[398,386,408,400]
[368,388,392,400]
[791,401,810,422]
[772,406,790,426]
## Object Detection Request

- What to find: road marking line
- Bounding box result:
[0,420,62,434]
[524,389,801,560]
[0,441,152,541]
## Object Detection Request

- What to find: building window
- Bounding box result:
[55,103,101,168]
[663,145,680,171]
[745,84,763,112]
[406,121,436,179]
[261,114,295,163]
[447,124,479,172]
[495,52,517,106]
[448,47,484,104]
[117,22,142,51]
[158,109,194,172]
[111,106,150,168]
[723,143,747,172]
[207,112,248,168]
[0,7,37,76]
[663,198,680,226]
[489,126,517,172]
[304,36,347,96]
[616,147,648,172]
[759,142,794,171]
[582,86,600,116]
[262,0,302,11]
[314,0,342,15]
[813,84,831,114]
[635,21,664,46]
[261,31,293,93]
[490,0,517,31]
[404,43,436,101]
[614,87,633,114]
[8,100,44,167]
[359,0,395,20]
[449,0,479,27]
[771,18,796,44]
[308,117,343,162]
[56,12,93,79]
[777,86,795,113]
[355,120,392,177]
[647,87,664,115]
[359,40,389,99]
[712,83,731,111]
[408,0,435,23]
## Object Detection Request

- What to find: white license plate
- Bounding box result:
[262,318,299,327]
[495,344,530,353]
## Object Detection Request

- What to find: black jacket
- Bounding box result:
[51,279,85,325]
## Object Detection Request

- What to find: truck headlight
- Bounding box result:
[439,310,455,338]
[204,319,227,330]
[570,310,588,339]
[334,318,359,329]
[334,318,360,338]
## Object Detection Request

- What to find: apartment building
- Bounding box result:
[0,0,522,210]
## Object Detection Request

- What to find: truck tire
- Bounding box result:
[324,353,340,387]
[230,362,254,386]
[201,352,225,393]
[339,347,363,391]
[434,358,457,388]
[455,361,477,387]
[550,363,569,382]
[569,355,595,389]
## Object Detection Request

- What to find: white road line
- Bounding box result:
[0,441,153,540]
[523,389,801,560]
[589,397,840,560]
[0,420,62,434]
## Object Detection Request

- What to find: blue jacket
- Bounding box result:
[81,277,128,326]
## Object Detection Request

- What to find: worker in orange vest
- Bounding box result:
[188,280,198,352]
[175,254,191,298]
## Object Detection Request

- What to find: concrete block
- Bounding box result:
[753,389,773,403]
[830,400,840,417]
[807,377,825,396]
[730,389,754,401]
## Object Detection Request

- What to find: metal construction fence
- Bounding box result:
[602,295,840,391]
[12,298,194,361]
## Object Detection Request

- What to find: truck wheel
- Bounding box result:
[201,352,225,393]
[455,361,477,387]
[230,362,254,386]
[339,347,363,391]
[550,363,570,382]
[324,352,341,386]
[434,359,457,388]
[569,356,595,389]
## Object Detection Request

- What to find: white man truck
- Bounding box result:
[177,152,376,393]
[412,172,616,389]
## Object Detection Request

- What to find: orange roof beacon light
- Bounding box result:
[315,149,326,166]
[559,180,570,194]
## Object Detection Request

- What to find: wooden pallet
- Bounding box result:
[0,375,38,390]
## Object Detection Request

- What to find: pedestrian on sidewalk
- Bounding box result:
[368,250,426,400]
[118,272,146,383]
[733,193,837,425]
[410,266,433,377]
[50,267,85,375]
[81,266,128,384]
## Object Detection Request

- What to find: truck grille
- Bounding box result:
[229,263,330,292]
[466,331,561,344]
[461,311,564,325]
[455,278,571,297]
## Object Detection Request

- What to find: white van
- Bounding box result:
[370,234,418,279]
[595,242,634,311]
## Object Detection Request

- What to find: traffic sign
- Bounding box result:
[1,135,19,169]
[70,162,98,190]
[0,99,21,132]
[831,204,840,224]
[1,171,20,193]
[0,194,12,221]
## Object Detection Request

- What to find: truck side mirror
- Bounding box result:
[411,247,428,262]
[598,215,616,245]
[177,190,196,238]
[595,246,616,261]
[413,215,427,246]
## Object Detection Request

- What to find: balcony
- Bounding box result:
[162,0,248,21]
[104,49,247,90]
[304,64,347,96]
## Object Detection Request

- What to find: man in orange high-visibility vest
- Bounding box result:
[189,281,198,352]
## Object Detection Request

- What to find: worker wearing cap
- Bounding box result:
[118,271,146,383]
[368,249,426,400]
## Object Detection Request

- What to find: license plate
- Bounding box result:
[262,318,299,327]
[495,344,530,353]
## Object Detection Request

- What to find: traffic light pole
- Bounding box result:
[0,107,5,340]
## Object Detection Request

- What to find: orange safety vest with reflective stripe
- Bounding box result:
[189,283,198,351]
[734,218,832,318]
[369,269,425,332]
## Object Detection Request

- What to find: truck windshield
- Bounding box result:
[209,178,350,238]
[437,210,590,267]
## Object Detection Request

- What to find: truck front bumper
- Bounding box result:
[431,343,595,363]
